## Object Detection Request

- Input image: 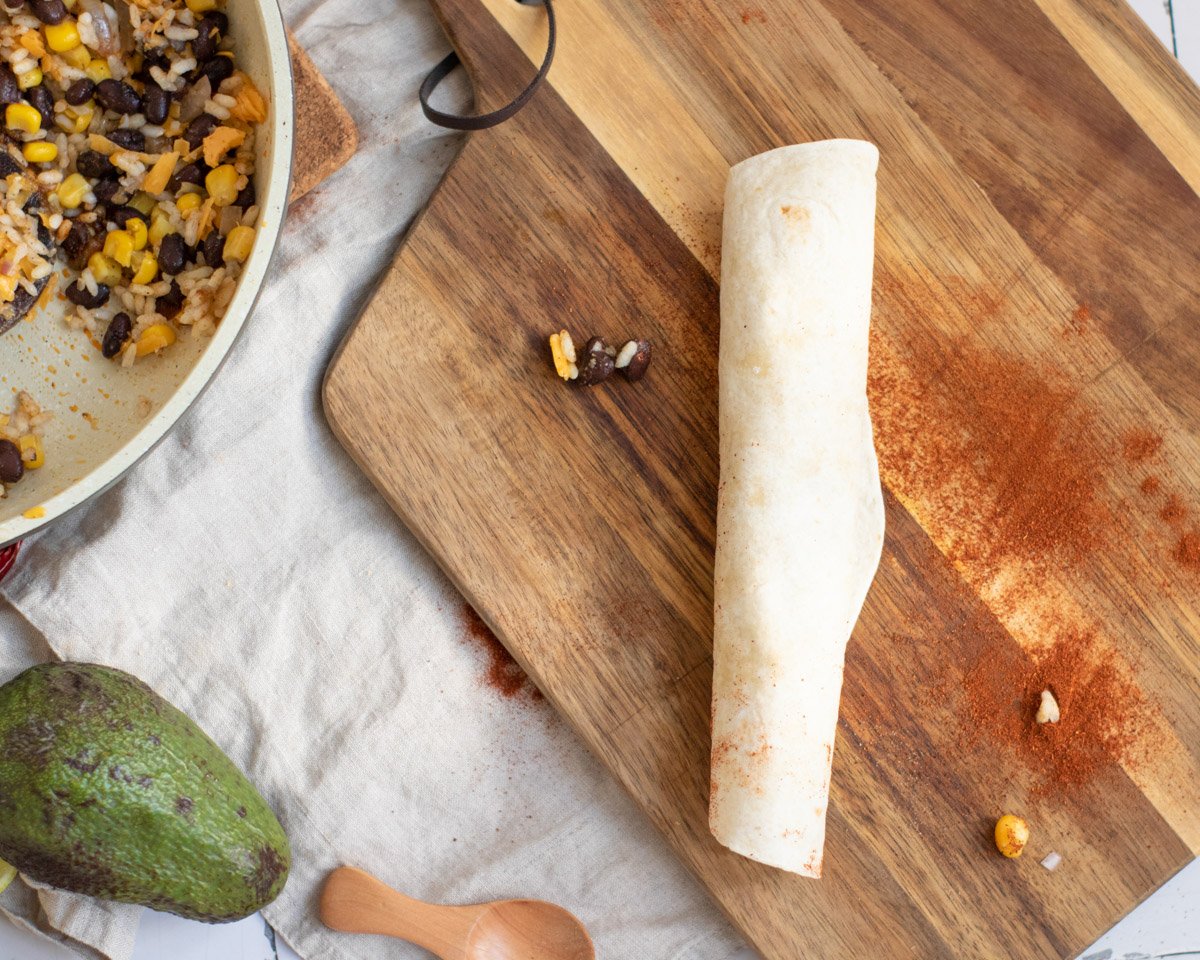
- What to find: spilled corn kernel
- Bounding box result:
[548,330,578,381]
[994,815,1029,859]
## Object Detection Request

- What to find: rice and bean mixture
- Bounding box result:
[0,391,48,496]
[0,0,266,496]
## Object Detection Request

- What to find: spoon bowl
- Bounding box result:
[467,899,593,960]
[320,866,594,960]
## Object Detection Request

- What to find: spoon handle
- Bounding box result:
[320,866,476,960]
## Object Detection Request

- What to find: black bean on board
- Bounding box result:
[621,340,653,382]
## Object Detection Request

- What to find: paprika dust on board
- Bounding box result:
[960,628,1155,795]
[868,331,1107,584]
[460,604,544,704]
[1121,429,1164,464]
[867,305,1163,793]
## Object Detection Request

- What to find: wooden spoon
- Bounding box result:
[320,866,595,960]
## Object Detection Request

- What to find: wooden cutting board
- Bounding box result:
[323,1,1200,956]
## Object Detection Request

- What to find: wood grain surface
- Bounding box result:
[323,1,1200,956]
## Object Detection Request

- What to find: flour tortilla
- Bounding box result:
[710,140,885,877]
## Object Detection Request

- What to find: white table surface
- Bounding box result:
[2,1,1198,958]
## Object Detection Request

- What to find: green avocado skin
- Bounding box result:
[0,663,290,922]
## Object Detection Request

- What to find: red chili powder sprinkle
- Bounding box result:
[868,338,1107,580]
[739,7,767,24]
[1176,533,1200,570]
[961,630,1155,794]
[1122,429,1164,463]
[1139,476,1161,496]
[1161,495,1187,526]
[460,604,543,703]
[1065,303,1091,336]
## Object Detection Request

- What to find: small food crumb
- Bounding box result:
[548,330,578,381]
[617,339,652,382]
[549,333,650,386]
[576,337,615,387]
[1035,688,1060,724]
[22,506,45,519]
[994,814,1030,858]
[1040,851,1062,872]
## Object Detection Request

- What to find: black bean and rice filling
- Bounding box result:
[0,0,266,495]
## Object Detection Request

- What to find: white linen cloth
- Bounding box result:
[0,1,745,957]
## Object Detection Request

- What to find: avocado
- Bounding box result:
[0,662,290,922]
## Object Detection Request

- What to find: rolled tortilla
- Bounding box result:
[710,140,885,877]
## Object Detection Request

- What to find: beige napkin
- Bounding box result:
[0,1,744,958]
